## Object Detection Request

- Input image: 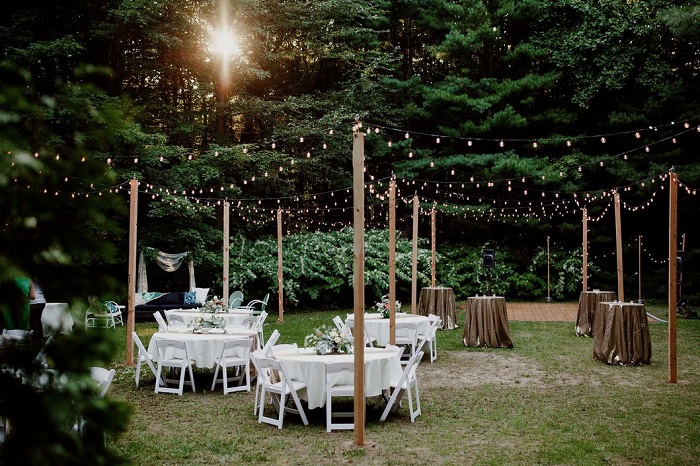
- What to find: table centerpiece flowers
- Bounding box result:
[375,295,401,318]
[202,296,226,314]
[192,315,226,333]
[304,324,353,355]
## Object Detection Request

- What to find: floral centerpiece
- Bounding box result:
[304,324,353,355]
[202,296,226,314]
[192,315,226,333]
[375,295,401,318]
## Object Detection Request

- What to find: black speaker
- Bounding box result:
[482,249,495,267]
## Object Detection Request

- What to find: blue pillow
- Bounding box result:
[184,291,197,305]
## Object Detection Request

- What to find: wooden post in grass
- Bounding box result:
[614,191,624,302]
[668,172,678,383]
[223,201,230,306]
[277,208,284,323]
[126,178,138,366]
[582,207,588,291]
[431,207,436,287]
[389,179,396,344]
[352,129,366,444]
[412,195,419,314]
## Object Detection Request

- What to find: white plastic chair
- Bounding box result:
[251,310,268,350]
[164,310,186,329]
[154,338,196,395]
[418,315,441,363]
[74,366,116,437]
[251,352,309,429]
[380,351,423,422]
[395,321,420,361]
[345,319,377,347]
[211,338,252,394]
[262,329,281,357]
[132,331,163,387]
[325,361,356,432]
[153,312,168,332]
[384,343,405,361]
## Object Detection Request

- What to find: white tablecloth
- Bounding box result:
[346,313,430,347]
[42,303,74,335]
[147,329,256,369]
[165,309,253,328]
[275,347,402,409]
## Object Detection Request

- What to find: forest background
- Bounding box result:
[2,0,700,313]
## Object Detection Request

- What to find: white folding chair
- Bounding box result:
[252,352,309,429]
[380,351,423,422]
[132,331,164,387]
[345,319,377,347]
[395,321,420,362]
[262,329,281,357]
[250,349,266,416]
[418,315,441,363]
[74,366,116,437]
[270,343,298,357]
[384,343,405,361]
[153,312,168,332]
[90,367,116,398]
[154,338,196,395]
[252,310,268,350]
[325,361,356,432]
[211,338,252,394]
[164,310,186,329]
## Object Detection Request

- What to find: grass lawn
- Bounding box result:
[104,303,700,465]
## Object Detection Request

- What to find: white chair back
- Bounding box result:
[153,312,168,331]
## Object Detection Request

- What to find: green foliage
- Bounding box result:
[227,229,433,308]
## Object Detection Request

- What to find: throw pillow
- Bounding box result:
[184,291,197,305]
[194,287,209,305]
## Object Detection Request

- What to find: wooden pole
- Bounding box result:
[277,208,284,323]
[125,178,138,366]
[411,195,419,315]
[431,207,436,287]
[614,191,624,302]
[582,208,588,291]
[352,130,366,444]
[223,201,230,306]
[638,235,642,302]
[668,172,678,383]
[389,180,396,345]
[546,236,551,301]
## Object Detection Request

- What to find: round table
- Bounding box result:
[575,290,616,337]
[593,301,651,366]
[418,286,458,329]
[275,347,403,409]
[463,296,513,348]
[147,329,256,369]
[346,313,429,347]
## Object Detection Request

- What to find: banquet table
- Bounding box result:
[165,309,253,328]
[575,290,616,337]
[417,286,458,329]
[274,347,402,410]
[147,329,256,369]
[593,301,651,366]
[42,303,74,335]
[463,296,513,348]
[346,313,430,347]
